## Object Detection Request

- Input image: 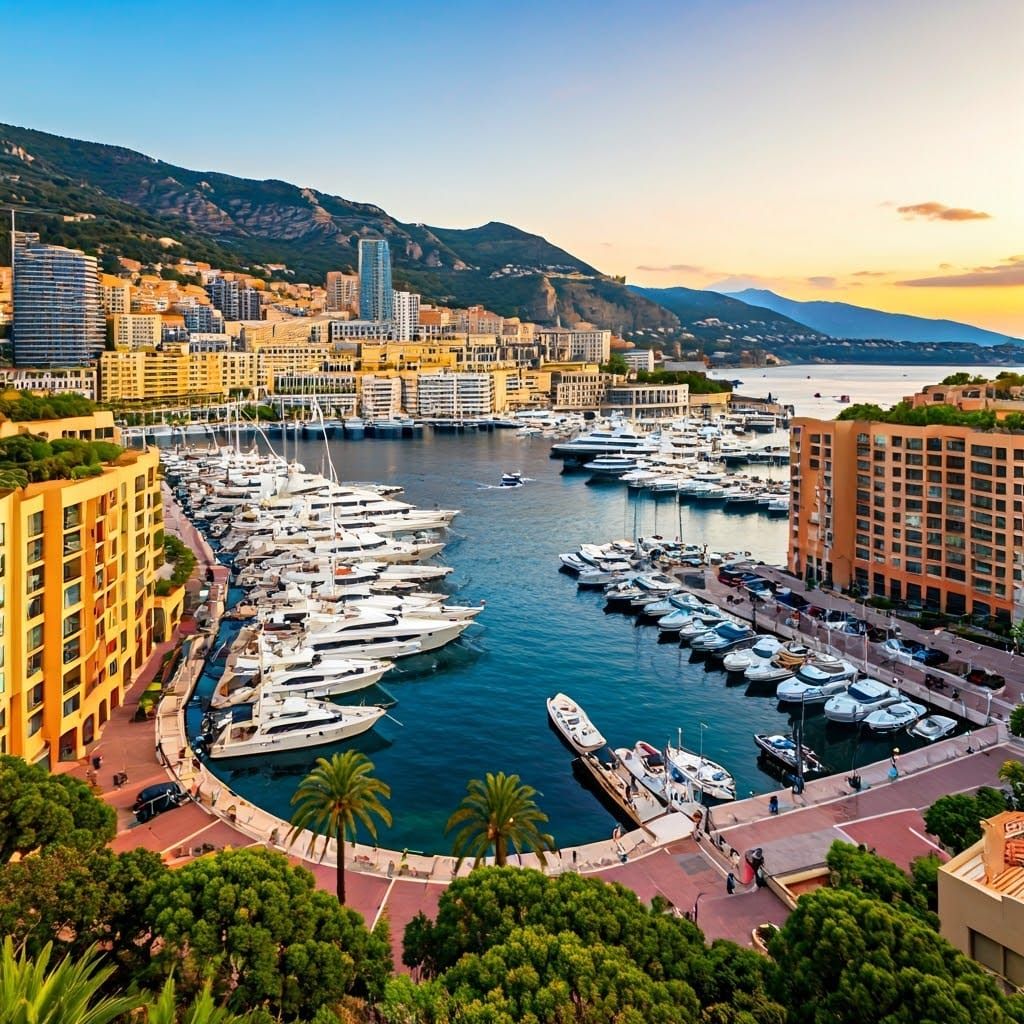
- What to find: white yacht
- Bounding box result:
[665,741,735,802]
[584,453,650,479]
[776,660,858,704]
[864,700,927,733]
[547,693,606,753]
[723,635,782,673]
[615,741,671,802]
[212,656,393,707]
[202,696,385,759]
[551,425,660,460]
[908,715,958,742]
[824,679,902,724]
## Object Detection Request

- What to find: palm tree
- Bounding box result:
[0,937,138,1024]
[446,771,556,869]
[287,751,392,904]
[145,976,257,1024]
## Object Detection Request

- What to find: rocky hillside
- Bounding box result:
[0,123,677,331]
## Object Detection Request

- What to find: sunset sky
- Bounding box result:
[5,0,1023,333]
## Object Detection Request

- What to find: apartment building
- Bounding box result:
[207,278,262,322]
[939,811,1024,989]
[180,302,224,335]
[325,271,359,313]
[0,367,97,400]
[361,375,404,419]
[789,411,1024,624]
[536,326,612,364]
[12,232,105,367]
[457,305,504,336]
[0,411,183,765]
[392,290,421,342]
[111,313,162,351]
[601,382,688,423]
[417,372,494,417]
[622,348,656,372]
[552,371,609,410]
[100,274,132,315]
[358,239,393,322]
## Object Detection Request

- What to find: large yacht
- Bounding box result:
[201,696,386,759]
[550,424,661,461]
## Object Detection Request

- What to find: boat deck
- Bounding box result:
[578,753,668,826]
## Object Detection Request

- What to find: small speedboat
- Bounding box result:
[864,700,927,733]
[665,739,735,801]
[547,692,606,753]
[615,740,670,802]
[908,714,958,742]
[776,660,857,704]
[723,635,781,673]
[500,472,523,487]
[754,733,825,776]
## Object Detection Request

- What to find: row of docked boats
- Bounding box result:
[162,443,480,759]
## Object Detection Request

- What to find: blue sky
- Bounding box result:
[4,0,1023,331]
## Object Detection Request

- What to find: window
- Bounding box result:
[63,583,81,608]
[63,505,81,529]
[27,711,43,737]
[26,511,43,536]
[26,624,43,651]
[26,538,43,563]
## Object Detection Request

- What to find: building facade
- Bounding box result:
[207,278,262,321]
[0,412,183,765]
[358,239,393,322]
[12,232,105,367]
[939,810,1024,989]
[361,375,404,419]
[111,313,162,351]
[325,271,359,313]
[789,415,1024,624]
[417,372,494,417]
[392,290,421,342]
[600,383,688,422]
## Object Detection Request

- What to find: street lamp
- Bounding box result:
[692,890,707,924]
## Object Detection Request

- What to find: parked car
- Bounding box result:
[775,588,809,610]
[965,668,1005,690]
[912,647,949,666]
[719,569,759,588]
[133,781,187,823]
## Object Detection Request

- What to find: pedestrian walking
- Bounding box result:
[726,872,736,895]
[768,794,779,815]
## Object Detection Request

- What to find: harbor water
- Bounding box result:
[182,415,952,853]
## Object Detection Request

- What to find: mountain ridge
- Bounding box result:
[724,288,1019,346]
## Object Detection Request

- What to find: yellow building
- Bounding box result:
[111,313,163,350]
[100,274,132,315]
[939,809,1024,989]
[0,411,183,765]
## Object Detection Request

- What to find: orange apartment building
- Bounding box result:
[789,409,1024,626]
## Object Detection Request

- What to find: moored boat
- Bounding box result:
[547,692,606,753]
[907,714,958,742]
[754,732,826,776]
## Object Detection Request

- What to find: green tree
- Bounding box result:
[910,852,943,913]
[769,888,1021,1024]
[141,847,391,1019]
[1011,705,1024,738]
[825,841,936,925]
[144,976,263,1024]
[0,755,116,864]
[999,760,1024,810]
[0,845,164,978]
[925,787,1007,853]
[445,773,556,870]
[600,353,629,375]
[0,937,139,1024]
[434,925,700,1024]
[287,751,392,905]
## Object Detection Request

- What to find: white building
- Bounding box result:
[0,366,97,400]
[536,327,612,363]
[392,290,421,342]
[622,348,655,372]
[600,383,688,423]
[361,374,404,420]
[417,372,494,417]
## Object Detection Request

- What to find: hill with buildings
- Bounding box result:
[725,288,1021,346]
[0,123,678,334]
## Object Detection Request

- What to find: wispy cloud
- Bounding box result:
[806,275,837,288]
[896,201,991,222]
[899,256,1024,287]
[635,263,704,274]
[852,269,887,277]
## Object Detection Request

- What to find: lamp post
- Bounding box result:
[692,890,707,924]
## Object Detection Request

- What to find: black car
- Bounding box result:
[912,647,949,667]
[133,781,187,823]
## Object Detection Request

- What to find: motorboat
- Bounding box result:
[823,679,902,724]
[212,655,393,707]
[547,693,606,753]
[908,714,958,742]
[500,472,523,487]
[691,620,757,655]
[723,635,782,673]
[201,695,386,759]
[614,740,670,802]
[551,425,660,460]
[754,733,826,777]
[668,609,729,639]
[665,740,736,802]
[584,453,649,479]
[775,660,858,704]
[643,591,709,619]
[864,700,927,733]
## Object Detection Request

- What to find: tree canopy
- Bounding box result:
[0,755,116,864]
[836,400,1000,430]
[769,887,1023,1024]
[139,847,391,1019]
[924,786,1008,853]
[825,841,937,926]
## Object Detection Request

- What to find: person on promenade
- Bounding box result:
[768,794,779,815]
[726,872,736,894]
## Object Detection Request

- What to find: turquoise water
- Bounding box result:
[183,425,938,853]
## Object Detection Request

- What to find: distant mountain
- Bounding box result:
[0,123,677,332]
[724,289,1020,346]
[628,284,827,346]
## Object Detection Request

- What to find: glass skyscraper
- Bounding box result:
[358,238,394,322]
[12,232,105,367]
